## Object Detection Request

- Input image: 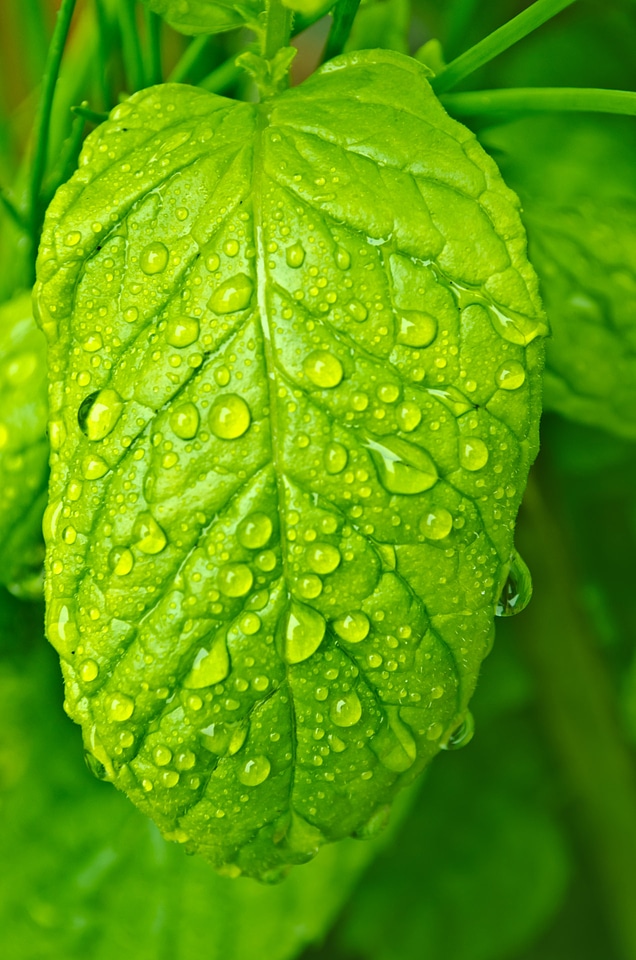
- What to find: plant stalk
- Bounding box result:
[263,0,293,60]
[432,0,579,94]
[324,0,361,61]
[516,471,636,960]
[441,86,636,118]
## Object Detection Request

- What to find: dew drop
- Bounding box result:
[223,239,240,257]
[218,563,253,597]
[420,508,453,540]
[209,394,251,439]
[79,659,99,682]
[209,274,253,314]
[166,316,199,347]
[459,436,489,471]
[346,299,368,322]
[397,310,437,347]
[185,637,230,687]
[303,350,343,388]
[154,744,173,766]
[333,611,369,643]
[170,402,200,439]
[284,602,326,664]
[331,692,362,727]
[82,333,103,353]
[206,253,220,272]
[286,242,305,268]
[496,550,532,617]
[297,574,323,599]
[306,542,341,575]
[109,693,134,722]
[78,389,123,441]
[368,437,438,495]
[241,613,261,635]
[378,383,399,404]
[324,441,347,474]
[237,513,272,549]
[495,360,526,390]
[133,513,167,554]
[238,755,271,786]
[140,241,169,275]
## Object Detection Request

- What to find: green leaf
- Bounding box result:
[0,629,405,960]
[35,49,546,879]
[0,294,48,595]
[139,0,263,36]
[482,116,636,439]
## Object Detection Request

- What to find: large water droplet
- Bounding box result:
[374,706,417,772]
[153,744,172,766]
[397,401,422,432]
[346,300,368,322]
[488,305,548,346]
[82,455,109,479]
[495,359,526,390]
[209,275,253,314]
[166,316,199,347]
[133,513,167,554]
[200,721,247,755]
[441,711,475,751]
[284,602,326,664]
[238,755,271,786]
[78,389,123,441]
[170,402,200,440]
[79,659,99,682]
[459,436,489,471]
[218,563,253,597]
[330,691,362,727]
[140,241,169,275]
[84,751,109,780]
[297,574,323,599]
[496,551,532,617]
[303,350,343,389]
[336,248,351,270]
[306,542,341,575]
[238,513,272,549]
[324,441,347,474]
[420,508,453,540]
[286,242,305,268]
[333,611,370,643]
[109,546,134,576]
[367,437,438,495]
[185,637,230,687]
[397,310,437,347]
[109,693,134,722]
[209,394,251,439]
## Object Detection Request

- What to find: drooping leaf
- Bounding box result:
[35,49,546,879]
[140,0,263,36]
[482,116,636,440]
[0,625,406,960]
[0,294,48,595]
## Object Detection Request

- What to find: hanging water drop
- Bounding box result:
[496,551,532,617]
[441,711,475,750]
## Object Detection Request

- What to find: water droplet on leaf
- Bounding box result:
[140,241,169,275]
[333,611,370,643]
[209,394,251,439]
[331,692,362,727]
[78,389,123,441]
[239,755,271,786]
[303,350,343,389]
[284,602,326,663]
[210,275,253,314]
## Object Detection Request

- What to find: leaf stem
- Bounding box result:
[516,470,636,960]
[432,0,579,94]
[117,0,146,92]
[94,0,113,109]
[199,57,244,95]
[0,189,28,232]
[441,86,636,118]
[324,0,362,61]
[263,0,293,60]
[167,35,211,84]
[26,0,77,244]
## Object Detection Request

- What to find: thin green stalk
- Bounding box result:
[94,0,113,109]
[441,86,636,118]
[71,103,109,123]
[117,0,146,92]
[0,189,28,232]
[26,0,77,243]
[516,472,636,960]
[432,0,578,94]
[324,0,362,61]
[199,57,243,95]
[43,110,87,204]
[443,0,480,59]
[167,35,211,84]
[263,0,293,60]
[144,7,163,86]
[16,0,51,90]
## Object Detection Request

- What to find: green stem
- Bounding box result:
[117,0,146,92]
[71,103,109,123]
[432,0,579,94]
[443,0,480,59]
[144,7,163,86]
[441,86,636,118]
[167,35,211,84]
[43,109,86,204]
[94,0,113,109]
[16,0,51,90]
[516,472,636,960]
[26,0,77,244]
[263,0,293,60]
[0,189,28,232]
[199,57,243,95]
[324,0,361,61]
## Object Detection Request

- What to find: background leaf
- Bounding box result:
[139,0,264,36]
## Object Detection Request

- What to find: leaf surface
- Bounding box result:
[140,0,263,35]
[482,116,636,439]
[35,49,545,878]
[0,294,48,593]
